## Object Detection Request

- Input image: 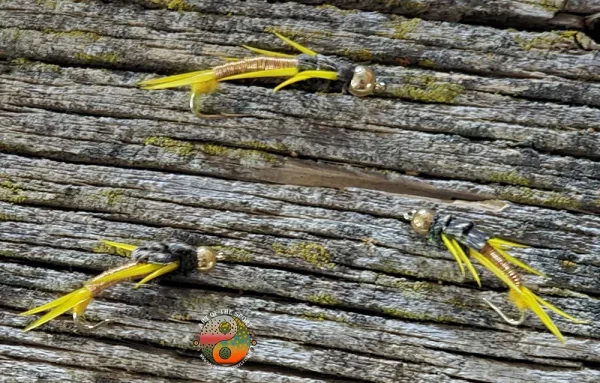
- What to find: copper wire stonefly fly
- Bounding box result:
[20,239,218,332]
[405,209,588,342]
[138,32,385,117]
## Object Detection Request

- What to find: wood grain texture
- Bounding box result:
[0,0,599,382]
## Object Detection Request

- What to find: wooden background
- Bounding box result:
[1,0,600,382]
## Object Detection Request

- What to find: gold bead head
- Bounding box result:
[349,66,378,97]
[410,209,436,236]
[196,247,217,272]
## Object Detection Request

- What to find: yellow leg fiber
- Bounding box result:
[441,234,465,276]
[488,237,528,249]
[219,67,300,82]
[273,32,317,57]
[88,263,164,286]
[469,249,524,295]
[489,242,546,277]
[134,261,180,289]
[139,70,217,90]
[100,239,138,254]
[23,288,91,332]
[273,70,338,92]
[451,238,481,287]
[533,294,589,324]
[20,290,82,316]
[242,45,296,58]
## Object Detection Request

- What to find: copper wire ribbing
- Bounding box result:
[481,244,523,287]
[213,57,298,79]
[85,262,139,296]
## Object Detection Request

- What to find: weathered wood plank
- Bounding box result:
[1,0,599,77]
[2,61,600,214]
[1,0,600,382]
[141,0,592,30]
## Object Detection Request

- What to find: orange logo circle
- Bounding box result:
[196,313,255,367]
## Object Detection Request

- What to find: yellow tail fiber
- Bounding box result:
[138,70,216,90]
[22,288,91,332]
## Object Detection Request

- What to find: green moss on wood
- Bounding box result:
[343,48,373,62]
[74,51,120,64]
[211,245,253,262]
[151,0,194,11]
[513,30,578,51]
[383,308,428,321]
[419,59,435,67]
[170,313,191,321]
[317,4,357,14]
[307,293,339,306]
[392,74,464,104]
[530,0,560,12]
[10,57,62,73]
[43,28,101,41]
[0,250,16,257]
[385,0,427,11]
[0,180,27,204]
[488,171,530,187]
[301,312,326,321]
[272,242,336,269]
[36,0,57,8]
[101,189,124,206]
[541,192,581,210]
[561,259,578,269]
[497,187,581,211]
[447,297,468,308]
[381,17,421,40]
[144,136,197,157]
[0,212,23,221]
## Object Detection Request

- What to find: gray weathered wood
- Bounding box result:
[1,0,599,382]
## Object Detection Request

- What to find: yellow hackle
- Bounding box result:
[100,239,138,253]
[448,236,481,287]
[134,261,180,289]
[242,45,296,58]
[488,237,528,249]
[441,233,465,276]
[273,31,317,56]
[274,70,338,92]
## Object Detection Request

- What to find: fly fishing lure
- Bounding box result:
[20,239,218,332]
[405,208,588,342]
[138,32,385,117]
